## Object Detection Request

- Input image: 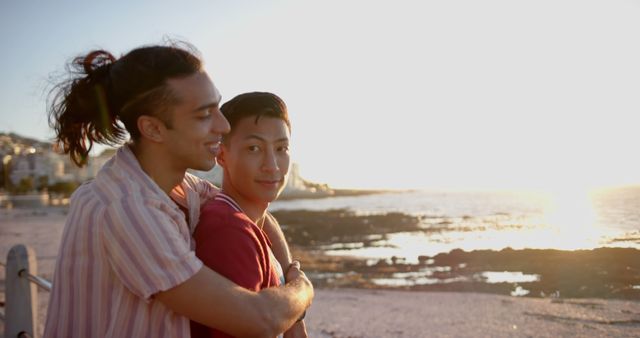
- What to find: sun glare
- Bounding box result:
[538,186,603,250]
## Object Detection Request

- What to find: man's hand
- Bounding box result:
[281,261,312,338]
[285,260,313,308]
[285,261,306,283]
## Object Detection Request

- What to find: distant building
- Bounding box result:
[8,150,48,186]
[1,133,70,190]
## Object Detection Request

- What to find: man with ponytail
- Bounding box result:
[43,43,313,338]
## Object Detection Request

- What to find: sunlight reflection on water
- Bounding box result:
[477,271,540,284]
[273,187,640,260]
[369,271,540,287]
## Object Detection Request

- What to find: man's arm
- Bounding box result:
[155,264,313,338]
[263,212,292,267]
[263,212,309,338]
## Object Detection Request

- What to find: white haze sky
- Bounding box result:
[1,0,639,190]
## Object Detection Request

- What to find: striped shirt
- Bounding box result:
[43,146,218,338]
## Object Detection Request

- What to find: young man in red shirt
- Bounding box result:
[192,92,307,338]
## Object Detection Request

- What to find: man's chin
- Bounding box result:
[268,190,285,202]
[257,192,281,204]
[192,161,216,172]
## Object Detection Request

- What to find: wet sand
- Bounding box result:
[306,288,640,337]
[2,208,640,337]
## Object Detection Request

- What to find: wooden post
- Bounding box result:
[5,244,38,338]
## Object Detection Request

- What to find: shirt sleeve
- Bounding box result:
[194,212,266,292]
[102,197,203,300]
[184,172,220,206]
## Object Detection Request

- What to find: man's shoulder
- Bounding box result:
[90,146,165,201]
[200,199,242,222]
[72,181,163,215]
[194,201,263,257]
[67,181,107,213]
[197,200,255,232]
[95,159,167,200]
[182,172,216,191]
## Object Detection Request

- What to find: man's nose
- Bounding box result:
[211,108,230,134]
[262,148,279,172]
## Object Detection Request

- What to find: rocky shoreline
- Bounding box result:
[290,246,640,300]
[271,209,640,301]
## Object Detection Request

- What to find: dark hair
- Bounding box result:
[220,92,290,142]
[48,43,202,166]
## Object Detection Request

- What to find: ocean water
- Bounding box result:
[270,186,640,262]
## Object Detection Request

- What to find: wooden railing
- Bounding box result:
[1,244,51,338]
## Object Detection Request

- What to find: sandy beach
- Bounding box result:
[1,209,640,337]
[306,288,640,337]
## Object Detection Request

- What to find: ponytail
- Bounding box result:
[48,50,126,166]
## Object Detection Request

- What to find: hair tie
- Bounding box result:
[83,50,116,76]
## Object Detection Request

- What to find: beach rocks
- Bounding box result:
[272,208,422,246]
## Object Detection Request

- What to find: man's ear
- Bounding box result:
[216,145,227,167]
[137,115,167,143]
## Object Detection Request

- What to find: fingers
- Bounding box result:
[285,260,305,283]
[288,260,301,272]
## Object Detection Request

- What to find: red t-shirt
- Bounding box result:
[190,193,283,338]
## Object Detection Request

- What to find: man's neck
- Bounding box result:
[130,143,185,195]
[222,186,268,225]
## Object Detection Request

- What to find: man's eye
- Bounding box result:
[198,107,218,119]
[248,145,260,152]
[278,146,290,152]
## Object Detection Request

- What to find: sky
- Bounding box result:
[1,0,640,190]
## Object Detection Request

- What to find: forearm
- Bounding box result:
[156,266,312,338]
[255,277,313,335]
